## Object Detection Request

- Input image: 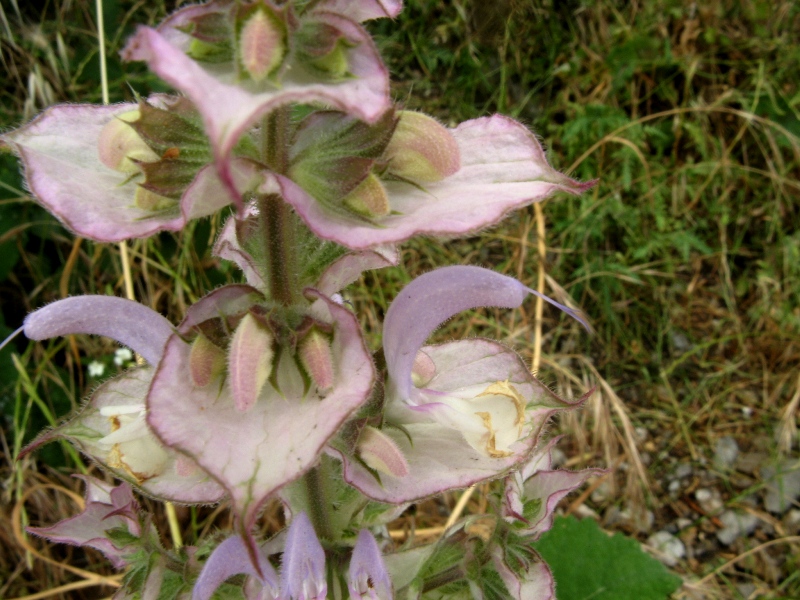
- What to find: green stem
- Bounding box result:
[259,193,296,306]
[421,565,467,593]
[304,464,335,541]
[257,105,297,305]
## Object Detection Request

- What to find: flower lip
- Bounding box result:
[383,265,589,403]
[23,295,174,366]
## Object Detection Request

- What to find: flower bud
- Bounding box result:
[228,313,275,412]
[357,426,409,478]
[97,110,159,174]
[189,333,226,387]
[343,173,390,218]
[384,111,460,183]
[411,349,436,387]
[348,530,392,600]
[298,328,335,394]
[238,7,285,82]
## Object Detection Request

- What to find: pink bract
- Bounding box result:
[276,115,596,249]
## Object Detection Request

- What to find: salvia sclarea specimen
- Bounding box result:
[4,1,603,598]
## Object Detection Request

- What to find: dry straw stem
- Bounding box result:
[678,535,800,597]
[542,353,652,508]
[776,373,800,455]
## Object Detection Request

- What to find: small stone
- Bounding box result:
[591,480,612,503]
[634,426,649,442]
[784,509,800,535]
[713,436,739,471]
[741,406,753,418]
[716,509,759,545]
[676,518,693,530]
[695,488,724,516]
[574,504,600,520]
[671,332,692,352]
[668,479,682,495]
[737,583,756,598]
[647,530,685,567]
[674,462,693,479]
[735,451,768,475]
[762,460,800,514]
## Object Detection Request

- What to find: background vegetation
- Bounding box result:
[1,0,798,598]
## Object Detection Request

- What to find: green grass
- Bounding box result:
[1,0,799,598]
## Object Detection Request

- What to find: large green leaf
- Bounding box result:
[533,516,682,600]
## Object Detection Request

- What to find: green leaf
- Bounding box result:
[532,516,681,600]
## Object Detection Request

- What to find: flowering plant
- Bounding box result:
[4,1,600,598]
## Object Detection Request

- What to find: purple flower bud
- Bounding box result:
[193,536,279,600]
[280,513,327,600]
[348,530,392,600]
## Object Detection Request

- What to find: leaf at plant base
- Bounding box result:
[532,516,682,600]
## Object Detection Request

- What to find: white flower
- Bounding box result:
[114,347,134,366]
[88,361,105,377]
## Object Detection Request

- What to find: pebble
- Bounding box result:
[737,583,757,598]
[668,479,682,495]
[672,332,692,352]
[647,530,686,567]
[695,487,724,516]
[713,436,739,471]
[674,462,693,479]
[716,510,760,545]
[735,451,768,475]
[785,509,800,534]
[591,480,612,503]
[762,460,800,514]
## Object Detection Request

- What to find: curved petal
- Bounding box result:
[177,284,264,336]
[383,266,587,402]
[122,10,390,199]
[147,291,374,529]
[280,115,596,249]
[213,206,267,290]
[24,296,174,366]
[193,536,279,600]
[336,339,581,504]
[21,369,225,504]
[503,439,604,539]
[315,244,398,297]
[319,0,403,21]
[491,546,555,600]
[27,476,141,570]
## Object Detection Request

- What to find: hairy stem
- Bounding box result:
[260,193,297,306]
[304,464,335,541]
